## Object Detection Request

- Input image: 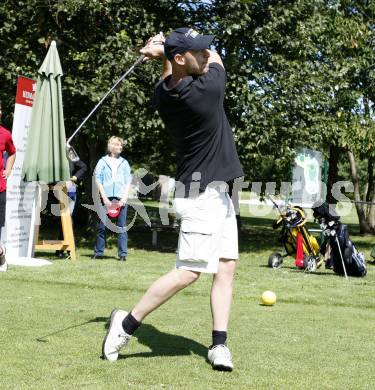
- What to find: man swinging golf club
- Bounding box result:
[102,28,244,371]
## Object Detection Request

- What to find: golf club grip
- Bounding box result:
[67,54,145,144]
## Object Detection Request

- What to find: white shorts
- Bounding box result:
[173,187,238,274]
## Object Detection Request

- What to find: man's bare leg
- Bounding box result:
[211,259,236,330]
[102,267,200,361]
[207,259,236,371]
[131,268,200,322]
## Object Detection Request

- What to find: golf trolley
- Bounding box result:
[268,198,322,272]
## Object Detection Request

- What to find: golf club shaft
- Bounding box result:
[335,235,348,280]
[266,194,283,216]
[67,54,145,145]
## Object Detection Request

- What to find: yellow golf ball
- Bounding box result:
[261,290,276,306]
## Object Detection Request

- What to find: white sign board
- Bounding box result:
[292,148,324,207]
[3,76,38,259]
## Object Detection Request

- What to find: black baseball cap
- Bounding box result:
[164,28,214,60]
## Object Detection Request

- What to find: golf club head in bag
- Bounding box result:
[312,201,340,224]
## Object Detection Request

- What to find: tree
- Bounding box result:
[1,0,375,232]
[191,0,375,232]
[0,0,186,175]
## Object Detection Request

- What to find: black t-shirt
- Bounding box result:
[154,63,244,196]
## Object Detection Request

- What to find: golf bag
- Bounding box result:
[312,202,367,277]
[269,204,321,272]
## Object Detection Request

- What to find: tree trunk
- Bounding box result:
[368,191,375,230]
[347,150,373,234]
[367,157,375,229]
[327,145,340,205]
[363,98,373,220]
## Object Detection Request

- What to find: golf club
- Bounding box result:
[66,54,146,162]
[334,233,349,280]
[36,317,107,342]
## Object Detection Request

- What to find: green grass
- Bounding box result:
[0,212,374,389]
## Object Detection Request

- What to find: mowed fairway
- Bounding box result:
[0,211,374,389]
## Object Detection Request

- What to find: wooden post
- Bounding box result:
[34,183,76,260]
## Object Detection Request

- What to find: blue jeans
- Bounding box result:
[94,200,128,258]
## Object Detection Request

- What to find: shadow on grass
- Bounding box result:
[37,203,179,255]
[262,262,374,276]
[100,315,207,359]
[36,315,206,360]
[37,225,179,255]
[37,207,374,257]
[119,323,207,360]
[349,241,375,251]
[35,204,301,255]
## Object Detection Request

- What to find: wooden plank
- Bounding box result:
[34,184,77,260]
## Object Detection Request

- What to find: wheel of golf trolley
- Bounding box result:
[303,255,317,273]
[268,252,283,269]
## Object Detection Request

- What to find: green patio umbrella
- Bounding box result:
[22,40,70,183]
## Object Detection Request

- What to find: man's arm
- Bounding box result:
[207,50,224,69]
[71,160,87,182]
[3,133,16,179]
[3,153,15,179]
[140,33,172,80]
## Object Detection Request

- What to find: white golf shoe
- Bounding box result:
[0,244,7,272]
[207,344,234,371]
[102,309,131,361]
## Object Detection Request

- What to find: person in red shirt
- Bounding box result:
[0,102,16,272]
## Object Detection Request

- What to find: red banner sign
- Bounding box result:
[15,76,36,107]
